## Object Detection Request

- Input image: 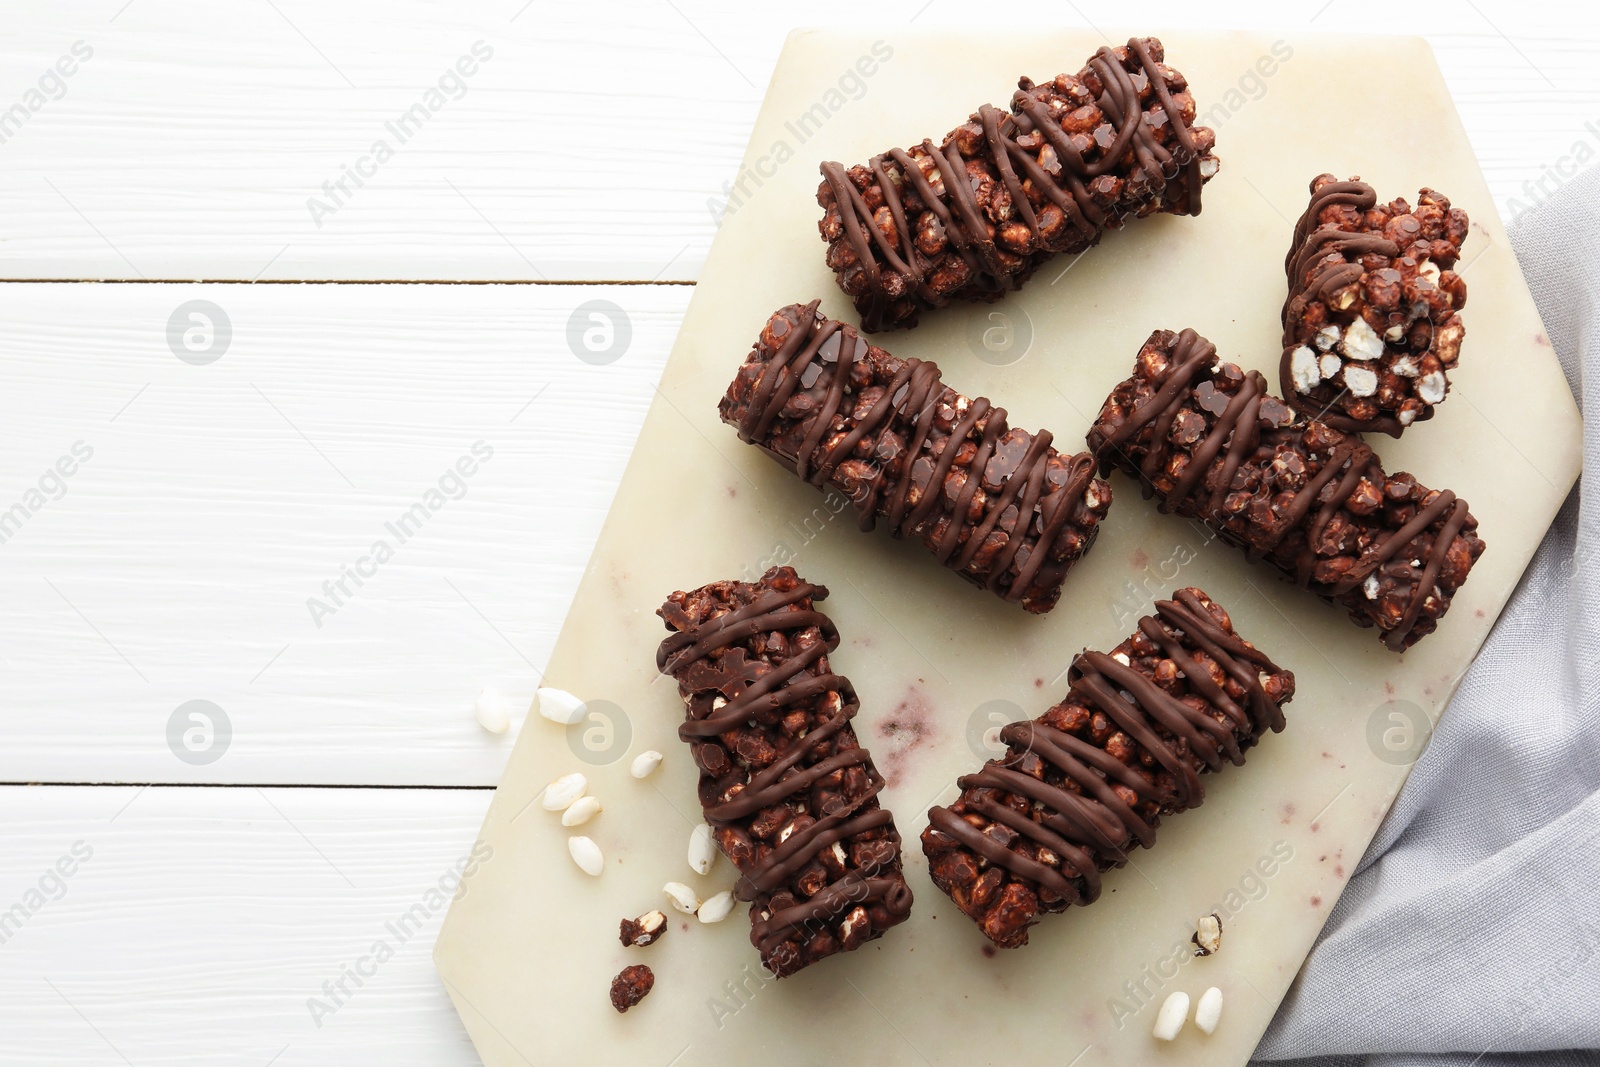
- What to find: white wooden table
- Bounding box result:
[1,2,1594,1062]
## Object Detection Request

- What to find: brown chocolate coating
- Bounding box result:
[818,37,1218,331]
[656,567,913,977]
[1089,328,1485,650]
[922,588,1294,947]
[719,302,1113,614]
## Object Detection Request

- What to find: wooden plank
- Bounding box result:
[0,785,488,1065]
[0,2,1594,280]
[0,282,686,785]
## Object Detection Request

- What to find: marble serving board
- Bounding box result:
[435,29,1581,1065]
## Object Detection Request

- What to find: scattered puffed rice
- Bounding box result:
[1152,990,1189,1041]
[688,823,718,876]
[474,687,515,734]
[697,891,735,924]
[568,835,604,876]
[541,772,587,812]
[561,795,602,826]
[536,687,586,725]
[663,881,700,915]
[1193,912,1223,956]
[630,750,663,779]
[1195,986,1223,1034]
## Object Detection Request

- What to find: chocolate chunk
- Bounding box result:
[609,964,654,1013]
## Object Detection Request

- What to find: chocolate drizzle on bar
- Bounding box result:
[719,302,1112,614]
[922,587,1293,947]
[1283,180,1396,328]
[817,36,1218,331]
[1090,328,1484,650]
[657,568,913,976]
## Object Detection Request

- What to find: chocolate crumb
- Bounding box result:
[609,964,654,1013]
[1192,912,1223,956]
[619,910,667,949]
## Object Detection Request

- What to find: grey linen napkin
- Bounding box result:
[1251,166,1600,1066]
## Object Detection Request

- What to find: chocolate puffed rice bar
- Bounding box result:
[1281,174,1469,436]
[1089,328,1485,650]
[656,567,914,977]
[720,301,1112,614]
[818,36,1219,331]
[922,588,1293,947]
